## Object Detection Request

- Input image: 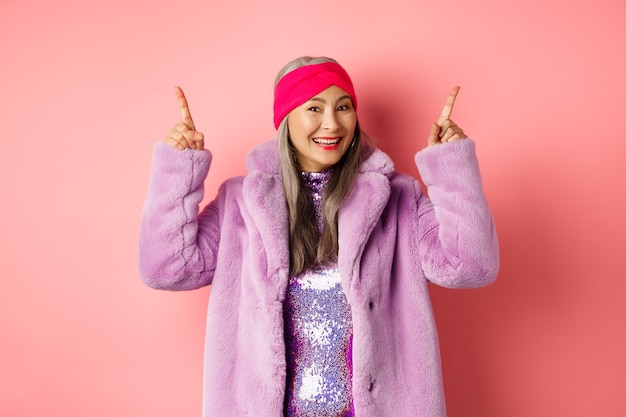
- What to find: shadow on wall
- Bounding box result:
[356,65,432,178]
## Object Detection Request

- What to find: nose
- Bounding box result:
[321,109,339,130]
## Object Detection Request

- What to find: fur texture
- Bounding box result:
[138,138,499,416]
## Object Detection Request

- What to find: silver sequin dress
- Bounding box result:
[284,170,355,417]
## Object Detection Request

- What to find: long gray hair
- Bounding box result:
[274,56,376,276]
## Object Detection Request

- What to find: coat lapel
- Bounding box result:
[338,171,391,296]
[242,171,290,301]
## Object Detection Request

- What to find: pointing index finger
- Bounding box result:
[437,86,460,125]
[175,86,195,130]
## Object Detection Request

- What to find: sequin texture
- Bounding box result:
[284,170,354,417]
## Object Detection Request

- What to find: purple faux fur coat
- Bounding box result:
[138,138,499,416]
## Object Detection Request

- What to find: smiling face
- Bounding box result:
[287,85,357,172]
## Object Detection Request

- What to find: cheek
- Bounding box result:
[342,114,357,135]
[288,113,315,139]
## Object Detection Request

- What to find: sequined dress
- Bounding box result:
[283,170,355,417]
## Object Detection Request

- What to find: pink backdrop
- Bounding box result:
[2,0,625,415]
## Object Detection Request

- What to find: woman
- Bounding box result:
[139,56,499,416]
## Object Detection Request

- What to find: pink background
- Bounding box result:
[2,0,625,415]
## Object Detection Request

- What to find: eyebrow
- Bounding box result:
[308,94,352,103]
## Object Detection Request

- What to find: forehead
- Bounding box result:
[306,85,352,101]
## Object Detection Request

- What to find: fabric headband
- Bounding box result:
[273,62,358,129]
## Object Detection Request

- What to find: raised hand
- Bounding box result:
[163,86,205,150]
[427,86,468,147]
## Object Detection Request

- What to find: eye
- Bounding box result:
[337,103,352,111]
[307,106,321,112]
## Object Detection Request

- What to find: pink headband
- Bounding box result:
[273,62,358,129]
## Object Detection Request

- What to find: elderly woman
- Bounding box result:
[139,56,499,416]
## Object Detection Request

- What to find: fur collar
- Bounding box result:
[242,139,395,300]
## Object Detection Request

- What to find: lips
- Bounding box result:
[313,137,342,149]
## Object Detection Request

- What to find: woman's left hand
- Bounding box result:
[427,86,468,146]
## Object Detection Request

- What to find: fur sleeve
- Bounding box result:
[138,142,219,290]
[414,139,499,288]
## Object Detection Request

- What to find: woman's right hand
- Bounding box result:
[427,86,468,147]
[163,86,205,150]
